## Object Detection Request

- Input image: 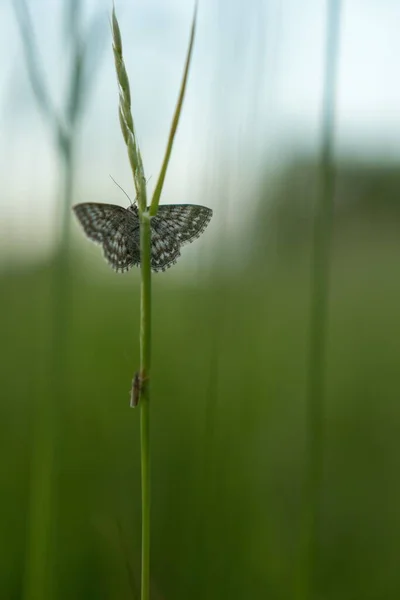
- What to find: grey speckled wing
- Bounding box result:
[73,202,212,273]
[154,204,213,246]
[73,203,140,272]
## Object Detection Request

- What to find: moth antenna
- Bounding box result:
[109,175,135,206]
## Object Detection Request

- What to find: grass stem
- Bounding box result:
[112,7,197,599]
[150,2,198,216]
[299,1,342,599]
[139,212,152,600]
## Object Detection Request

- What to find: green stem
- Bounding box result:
[150,2,197,216]
[139,211,151,600]
[24,397,54,600]
[24,141,75,600]
[111,8,197,598]
[299,1,341,599]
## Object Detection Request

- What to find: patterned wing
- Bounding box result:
[149,217,181,272]
[154,204,212,246]
[102,224,140,272]
[73,203,140,272]
[73,203,127,242]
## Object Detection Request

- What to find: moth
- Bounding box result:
[129,371,148,408]
[73,202,213,273]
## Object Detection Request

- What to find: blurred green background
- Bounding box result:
[1,1,400,599]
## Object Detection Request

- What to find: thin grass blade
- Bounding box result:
[150,2,198,216]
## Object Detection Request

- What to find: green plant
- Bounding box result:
[111,5,198,599]
[13,2,104,598]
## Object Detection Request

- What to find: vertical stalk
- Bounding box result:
[23,394,54,600]
[299,1,342,599]
[13,3,101,597]
[60,142,75,258]
[23,141,75,600]
[112,7,197,599]
[139,212,151,600]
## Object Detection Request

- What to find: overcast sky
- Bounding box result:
[1,0,399,262]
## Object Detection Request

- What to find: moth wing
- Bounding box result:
[155,204,212,246]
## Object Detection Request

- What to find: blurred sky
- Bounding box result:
[1,0,400,262]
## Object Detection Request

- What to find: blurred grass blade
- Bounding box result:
[297,1,342,600]
[150,2,198,216]
[67,41,85,127]
[63,0,83,44]
[13,0,57,124]
[13,4,105,600]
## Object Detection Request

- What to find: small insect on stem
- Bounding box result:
[130,371,148,408]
